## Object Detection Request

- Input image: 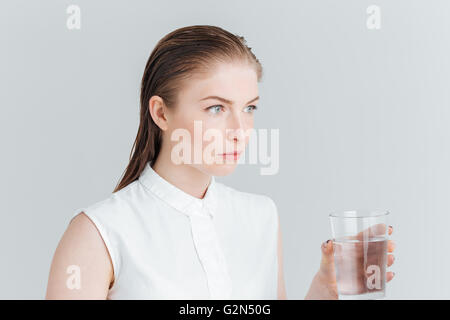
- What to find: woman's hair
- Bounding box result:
[113,25,263,193]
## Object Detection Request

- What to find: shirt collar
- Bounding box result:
[138,161,218,218]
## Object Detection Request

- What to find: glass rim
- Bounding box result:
[329,210,390,219]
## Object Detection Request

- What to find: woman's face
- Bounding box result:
[164,61,259,176]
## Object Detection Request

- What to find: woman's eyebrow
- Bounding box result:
[199,95,259,105]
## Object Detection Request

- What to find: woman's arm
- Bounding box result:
[45,212,114,299]
[277,215,287,299]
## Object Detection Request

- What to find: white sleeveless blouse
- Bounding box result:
[70,162,279,299]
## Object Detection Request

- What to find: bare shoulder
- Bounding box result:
[45,212,114,299]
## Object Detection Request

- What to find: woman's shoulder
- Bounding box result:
[215,180,276,204]
[70,179,141,224]
[214,181,278,218]
[66,182,143,292]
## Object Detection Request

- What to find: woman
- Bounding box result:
[46,25,395,299]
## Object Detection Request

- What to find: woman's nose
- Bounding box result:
[227,115,245,141]
[227,129,245,142]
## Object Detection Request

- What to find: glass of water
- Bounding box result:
[329,210,390,300]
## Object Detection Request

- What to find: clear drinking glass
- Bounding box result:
[329,210,390,300]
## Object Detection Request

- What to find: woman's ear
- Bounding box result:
[148,95,169,131]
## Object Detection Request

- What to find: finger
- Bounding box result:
[388,240,395,253]
[388,225,393,236]
[320,240,334,274]
[321,239,334,259]
[387,254,395,267]
[386,271,395,282]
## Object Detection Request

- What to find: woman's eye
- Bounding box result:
[206,105,224,114]
[244,105,258,113]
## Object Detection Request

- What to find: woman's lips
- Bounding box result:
[218,151,242,160]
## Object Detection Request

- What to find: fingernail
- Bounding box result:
[389,225,393,230]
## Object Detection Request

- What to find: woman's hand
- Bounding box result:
[305,225,395,300]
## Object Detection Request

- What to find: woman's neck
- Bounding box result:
[151,149,211,199]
